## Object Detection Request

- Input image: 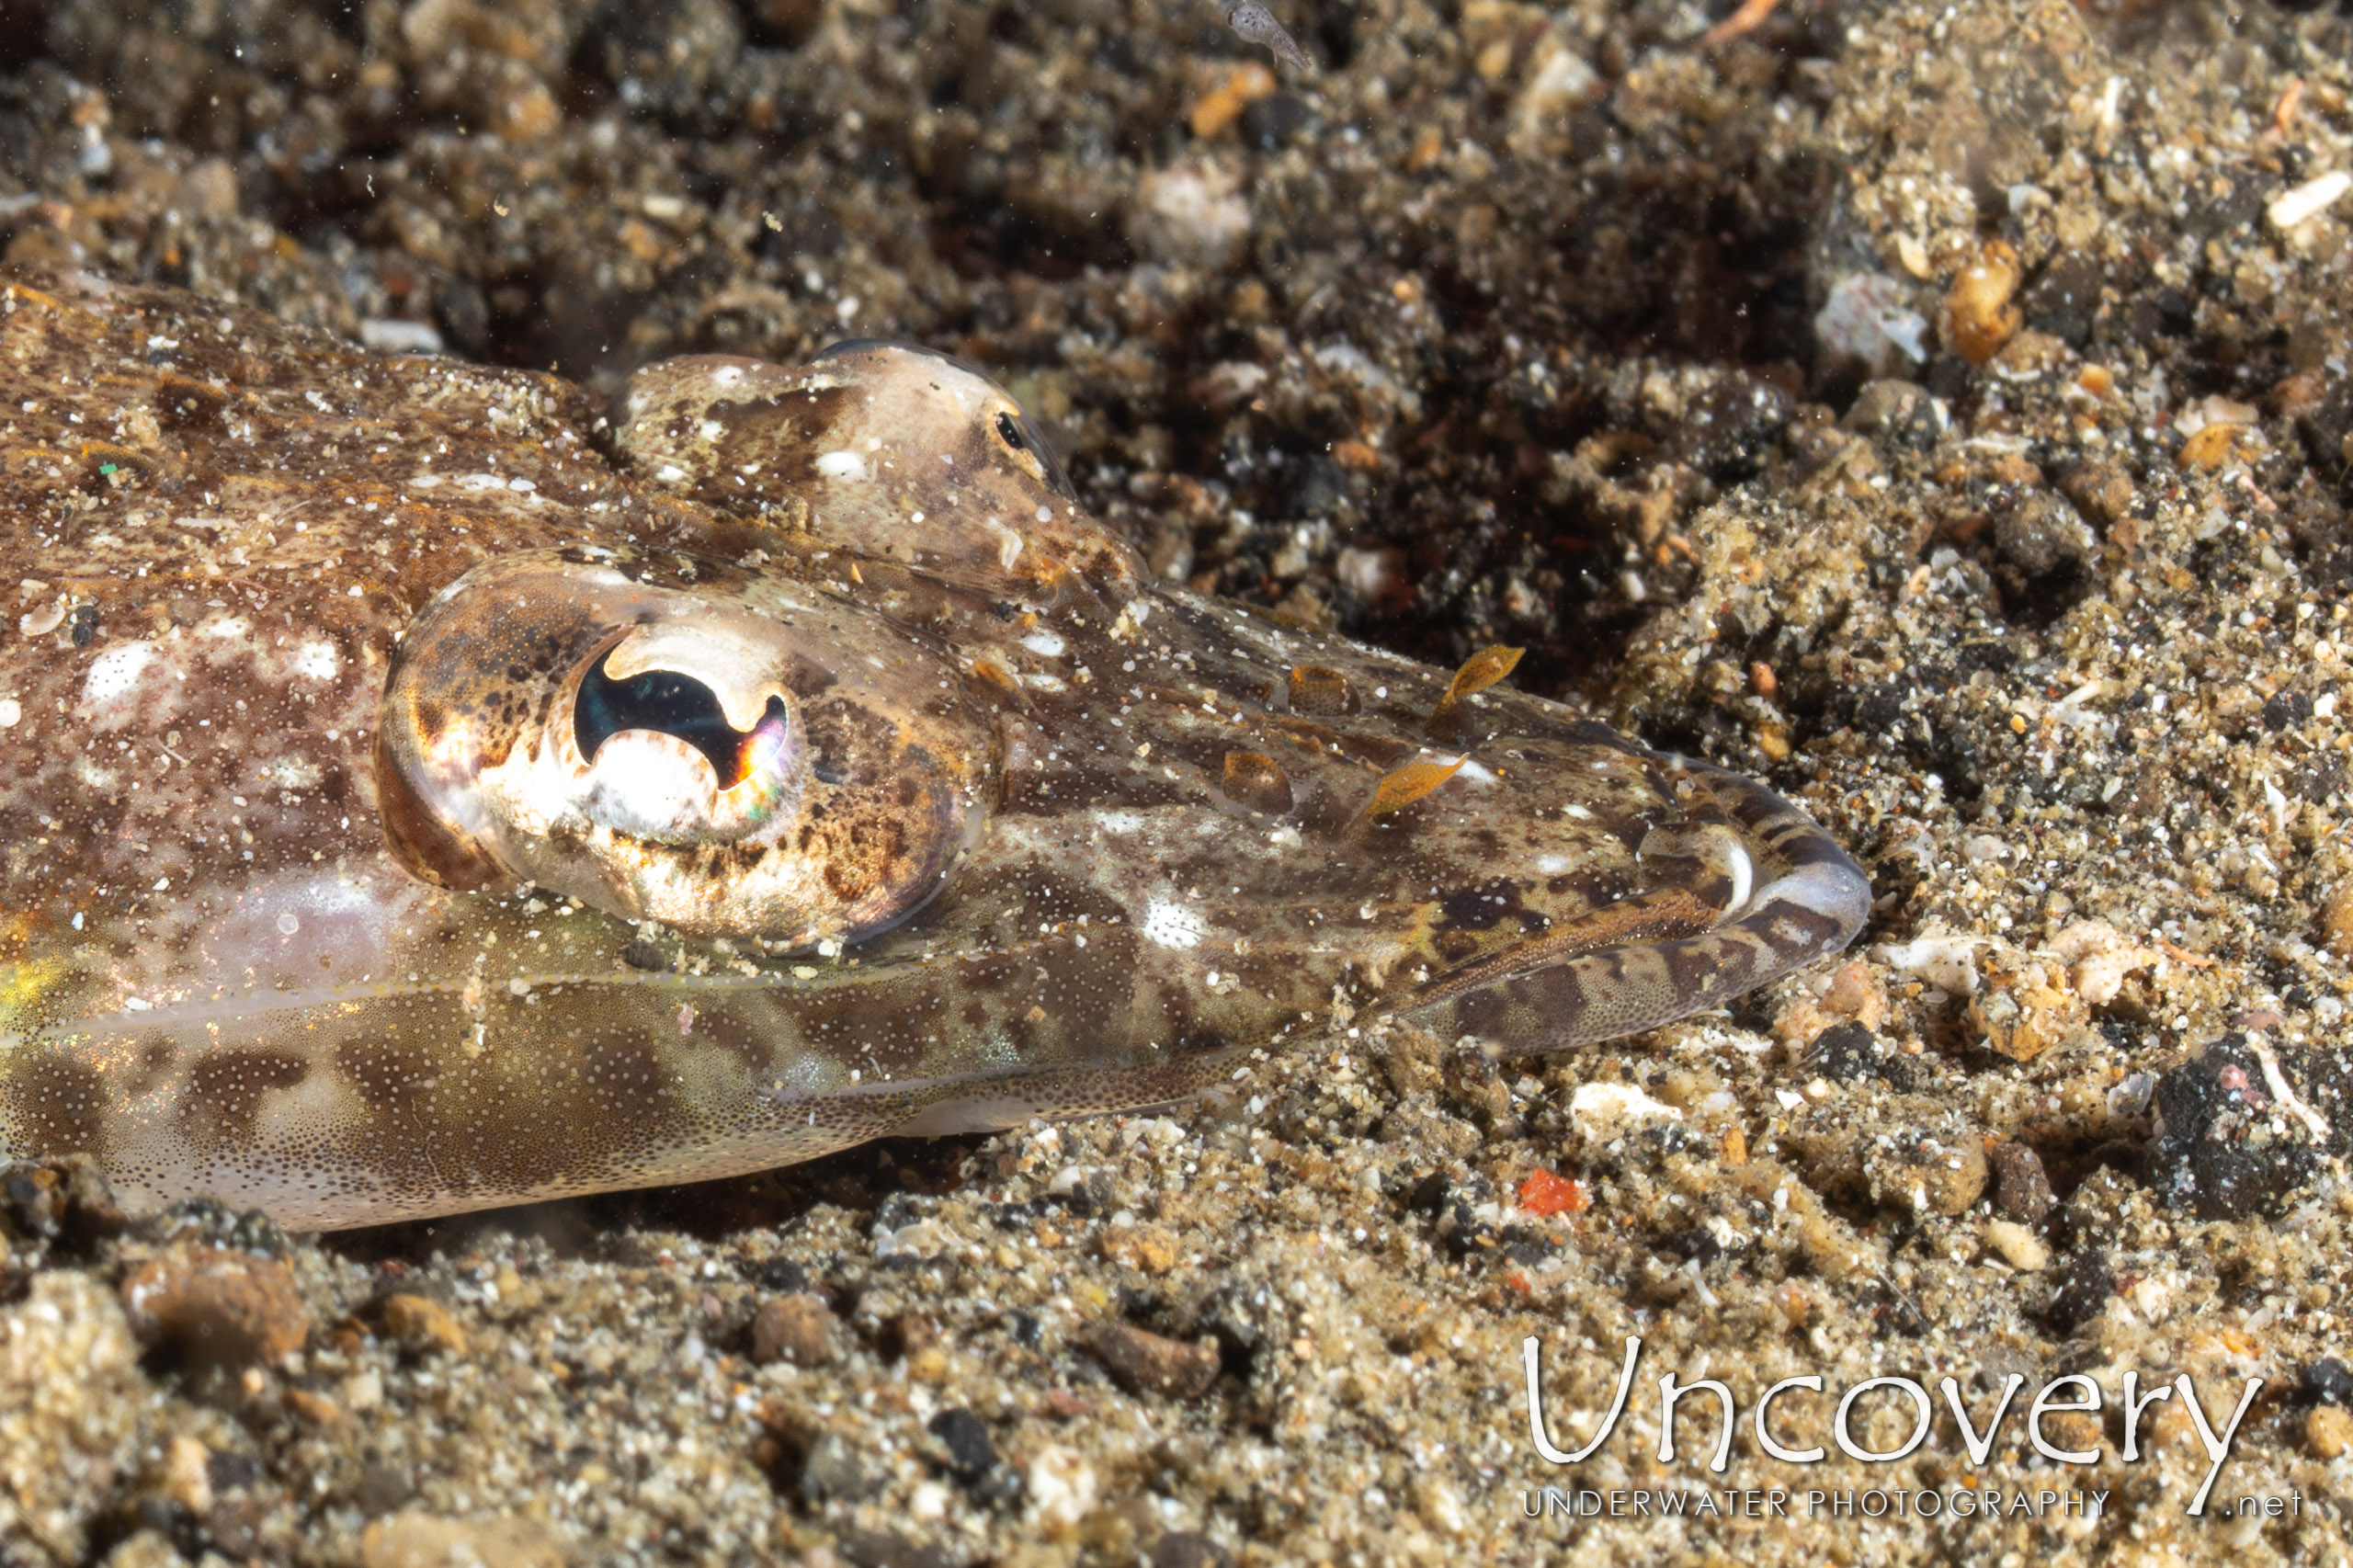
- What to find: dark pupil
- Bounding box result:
[995,412,1027,451]
[574,655,781,787]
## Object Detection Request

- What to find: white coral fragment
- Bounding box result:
[1871,933,1985,996]
[2044,919,2160,1006]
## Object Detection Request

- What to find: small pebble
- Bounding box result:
[1188,63,1276,140]
[1992,491,2095,577]
[1086,1323,1221,1399]
[1025,1443,1098,1529]
[359,1512,566,1568]
[1130,165,1253,270]
[880,1310,941,1363]
[1817,274,1927,375]
[2304,1404,2353,1460]
[2176,422,2250,471]
[2320,882,2353,962]
[1988,1142,2056,1225]
[2302,1357,2353,1406]
[1,1273,147,1562]
[2055,459,2134,527]
[1101,1221,1181,1274]
[1568,1081,1681,1142]
[358,319,445,356]
[1154,1532,1234,1568]
[1241,93,1314,150]
[798,1433,877,1504]
[2268,169,2351,232]
[287,1387,345,1427]
[750,1292,839,1367]
[381,1293,468,1358]
[1840,379,1942,445]
[1984,1218,2050,1273]
[926,1406,996,1483]
[120,1244,310,1367]
[1965,949,2082,1062]
[1804,1021,1884,1083]
[1941,240,2023,364]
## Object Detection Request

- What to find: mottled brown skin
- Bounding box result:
[0,269,1868,1229]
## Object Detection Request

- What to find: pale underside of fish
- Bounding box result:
[0,267,1870,1229]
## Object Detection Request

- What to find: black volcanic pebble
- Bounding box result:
[926,1407,995,1484]
[2302,1358,2353,1407]
[2146,1036,2353,1220]
[2043,1249,2115,1335]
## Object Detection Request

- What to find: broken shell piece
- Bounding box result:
[1569,1082,1681,1144]
[2268,169,2351,232]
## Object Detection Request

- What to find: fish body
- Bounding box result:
[0,269,1867,1228]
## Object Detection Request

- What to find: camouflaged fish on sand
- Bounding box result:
[0,268,1870,1229]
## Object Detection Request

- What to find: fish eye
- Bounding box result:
[563,646,806,847]
[573,654,789,792]
[992,405,1077,502]
[377,551,996,948]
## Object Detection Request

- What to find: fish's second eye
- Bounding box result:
[995,411,1027,451]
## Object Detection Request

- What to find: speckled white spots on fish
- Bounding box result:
[256,756,323,790]
[82,641,157,706]
[1142,899,1211,950]
[815,450,872,481]
[289,639,338,682]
